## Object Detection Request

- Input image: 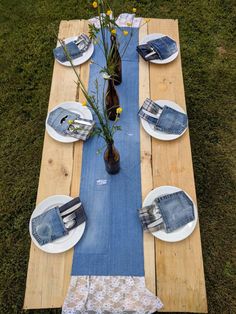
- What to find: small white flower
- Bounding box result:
[102,72,111,80]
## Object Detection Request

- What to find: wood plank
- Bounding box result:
[24,20,85,309]
[71,21,90,198]
[147,19,208,312]
[139,21,156,295]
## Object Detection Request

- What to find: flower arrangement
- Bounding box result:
[57,2,149,173]
[59,38,122,174]
[88,1,144,122]
[59,38,121,139]
[89,1,138,81]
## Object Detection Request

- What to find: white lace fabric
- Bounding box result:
[62,276,163,314]
[88,13,142,28]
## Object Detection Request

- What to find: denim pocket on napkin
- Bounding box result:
[47,107,79,136]
[53,41,82,62]
[155,191,194,233]
[155,105,188,135]
[148,36,178,60]
[31,207,68,245]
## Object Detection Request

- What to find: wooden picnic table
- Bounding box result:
[24,18,207,312]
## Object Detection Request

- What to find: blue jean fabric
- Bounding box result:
[53,42,82,63]
[72,28,144,276]
[139,98,188,135]
[148,36,178,60]
[156,105,188,134]
[47,107,95,140]
[48,107,79,135]
[136,44,156,61]
[136,36,177,61]
[31,207,68,245]
[117,27,139,61]
[154,191,195,233]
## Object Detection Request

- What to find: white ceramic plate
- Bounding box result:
[143,186,198,242]
[141,99,187,141]
[55,36,94,67]
[46,101,93,143]
[140,33,179,64]
[29,195,86,254]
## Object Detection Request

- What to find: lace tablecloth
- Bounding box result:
[63,276,163,314]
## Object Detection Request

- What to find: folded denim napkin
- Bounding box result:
[53,33,91,63]
[137,36,178,61]
[139,191,195,233]
[138,98,188,135]
[31,197,86,246]
[89,13,142,28]
[47,107,95,141]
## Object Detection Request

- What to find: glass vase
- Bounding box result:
[110,35,122,85]
[105,78,120,121]
[104,142,120,175]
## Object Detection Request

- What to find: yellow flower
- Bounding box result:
[68,119,73,125]
[92,1,98,8]
[132,8,137,13]
[126,22,132,26]
[123,30,129,36]
[111,29,116,35]
[116,107,123,114]
[82,101,87,106]
[106,9,112,16]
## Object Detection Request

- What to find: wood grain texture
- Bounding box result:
[139,21,156,295]
[147,19,208,312]
[71,21,90,199]
[23,20,86,309]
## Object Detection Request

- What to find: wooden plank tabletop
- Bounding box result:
[24,18,207,312]
[142,19,208,312]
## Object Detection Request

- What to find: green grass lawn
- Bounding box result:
[0,0,235,313]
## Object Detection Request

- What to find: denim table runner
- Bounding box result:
[72,28,144,276]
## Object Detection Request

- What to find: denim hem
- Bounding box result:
[157,191,181,201]
[32,227,46,245]
[155,125,187,135]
